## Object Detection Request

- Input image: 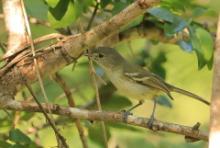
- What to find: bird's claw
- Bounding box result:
[147,116,157,131]
[121,109,133,122]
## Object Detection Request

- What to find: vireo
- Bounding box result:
[87,47,210,106]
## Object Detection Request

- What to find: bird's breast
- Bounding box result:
[107,71,158,100]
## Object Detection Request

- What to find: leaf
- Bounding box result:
[102,94,132,111]
[45,0,59,8]
[148,7,188,36]
[163,18,188,36]
[48,0,76,28]
[189,25,214,69]
[150,52,167,79]
[24,0,48,20]
[161,0,192,12]
[9,129,31,144]
[0,140,12,147]
[178,40,193,52]
[207,54,214,69]
[155,95,172,108]
[112,0,133,15]
[192,6,207,18]
[195,27,214,61]
[121,15,144,32]
[88,123,111,146]
[48,0,70,20]
[100,0,112,8]
[148,7,175,23]
[48,0,93,28]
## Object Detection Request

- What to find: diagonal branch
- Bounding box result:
[0,0,159,94]
[0,100,208,141]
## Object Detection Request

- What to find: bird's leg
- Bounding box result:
[121,100,144,122]
[127,100,144,112]
[147,99,157,130]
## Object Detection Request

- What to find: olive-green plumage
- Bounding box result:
[89,47,210,105]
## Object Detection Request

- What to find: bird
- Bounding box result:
[86,47,210,126]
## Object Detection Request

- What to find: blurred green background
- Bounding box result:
[0,0,219,147]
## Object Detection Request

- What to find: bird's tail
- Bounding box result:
[167,84,210,105]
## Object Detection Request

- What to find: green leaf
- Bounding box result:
[121,15,144,32]
[49,0,70,20]
[150,52,167,79]
[112,1,133,15]
[48,0,76,28]
[161,0,192,12]
[88,123,111,146]
[25,0,48,20]
[195,27,214,61]
[45,0,59,8]
[192,6,207,18]
[148,7,188,36]
[102,95,132,111]
[163,17,188,36]
[178,40,193,52]
[189,25,214,69]
[87,82,132,111]
[79,0,94,12]
[100,0,112,8]
[207,54,214,69]
[0,140,12,147]
[148,7,175,23]
[155,95,172,108]
[48,0,93,28]
[9,129,31,144]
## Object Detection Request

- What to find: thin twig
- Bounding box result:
[12,111,20,128]
[54,73,88,148]
[20,0,66,147]
[1,101,209,141]
[86,0,100,31]
[0,42,7,53]
[87,50,108,147]
[24,82,68,148]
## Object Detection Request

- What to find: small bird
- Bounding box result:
[87,47,209,125]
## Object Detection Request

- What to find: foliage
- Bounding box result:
[147,5,214,69]
[0,0,217,147]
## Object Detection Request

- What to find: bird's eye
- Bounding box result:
[98,53,104,58]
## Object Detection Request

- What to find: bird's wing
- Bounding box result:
[124,68,174,100]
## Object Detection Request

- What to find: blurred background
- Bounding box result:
[0,0,219,147]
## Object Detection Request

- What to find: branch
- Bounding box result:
[2,0,28,52]
[0,0,159,101]
[1,100,208,141]
[209,14,220,147]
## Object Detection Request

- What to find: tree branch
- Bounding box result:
[209,14,220,147]
[0,0,159,103]
[1,100,208,141]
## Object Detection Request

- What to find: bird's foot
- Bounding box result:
[121,109,133,123]
[147,115,158,131]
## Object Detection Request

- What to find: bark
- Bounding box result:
[0,100,208,141]
[209,14,220,148]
